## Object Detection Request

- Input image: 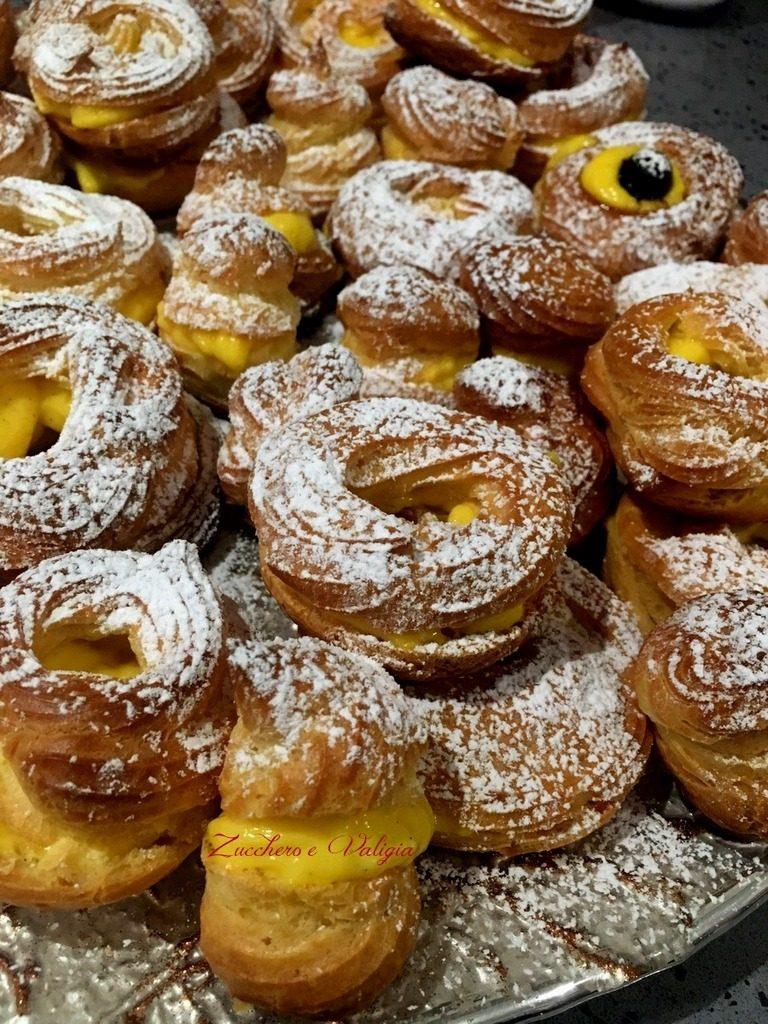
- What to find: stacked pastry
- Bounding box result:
[15,0,246,211]
[177,123,341,310]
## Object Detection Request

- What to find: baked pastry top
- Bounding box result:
[0,296,219,576]
[0,92,62,183]
[0,176,168,323]
[338,263,480,401]
[413,557,649,854]
[381,64,522,170]
[328,158,534,279]
[536,121,743,279]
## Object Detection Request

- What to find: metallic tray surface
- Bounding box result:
[3,526,763,1024]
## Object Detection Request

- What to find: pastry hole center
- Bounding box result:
[666,316,768,380]
[34,631,142,680]
[0,376,72,460]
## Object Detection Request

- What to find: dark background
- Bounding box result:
[591,0,767,197]
[539,8,767,1023]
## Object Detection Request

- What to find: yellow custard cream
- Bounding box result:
[33,91,153,130]
[416,353,474,391]
[261,211,318,254]
[0,378,71,459]
[667,331,711,365]
[581,144,686,213]
[543,133,598,171]
[35,634,140,680]
[203,794,435,886]
[414,0,534,65]
[338,15,389,48]
[381,124,421,161]
[117,278,166,326]
[157,305,297,377]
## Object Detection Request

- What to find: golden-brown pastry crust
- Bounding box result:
[157,212,300,407]
[0,296,220,576]
[0,177,168,321]
[192,0,276,108]
[455,357,612,544]
[536,122,743,280]
[381,65,522,170]
[327,158,534,280]
[459,235,615,374]
[17,1,249,212]
[628,589,768,839]
[337,264,480,403]
[0,92,62,183]
[266,48,381,220]
[178,124,341,309]
[581,292,768,521]
[200,636,425,1015]
[0,0,15,86]
[724,191,768,266]
[0,540,236,907]
[385,0,591,86]
[604,493,768,636]
[615,260,768,317]
[273,0,404,97]
[515,35,648,183]
[251,396,573,681]
[18,0,219,158]
[413,558,649,854]
[218,343,363,505]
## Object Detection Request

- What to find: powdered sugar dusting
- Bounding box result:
[329,160,534,279]
[412,559,647,844]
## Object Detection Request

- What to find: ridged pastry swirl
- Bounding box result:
[266,51,380,219]
[581,292,768,522]
[328,159,534,279]
[605,492,768,636]
[615,260,768,316]
[192,0,276,107]
[251,397,573,681]
[20,0,214,105]
[536,122,743,280]
[177,125,340,309]
[628,589,768,838]
[385,0,591,85]
[459,235,614,373]
[219,343,363,504]
[273,0,403,97]
[157,211,300,407]
[515,35,648,182]
[413,558,649,854]
[0,93,62,183]
[19,0,219,158]
[455,357,611,544]
[338,264,480,403]
[381,65,522,170]
[200,637,427,1014]
[724,191,768,266]
[0,177,167,322]
[0,296,220,577]
[0,540,237,906]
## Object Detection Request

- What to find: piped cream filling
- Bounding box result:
[0,377,71,459]
[203,792,435,886]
